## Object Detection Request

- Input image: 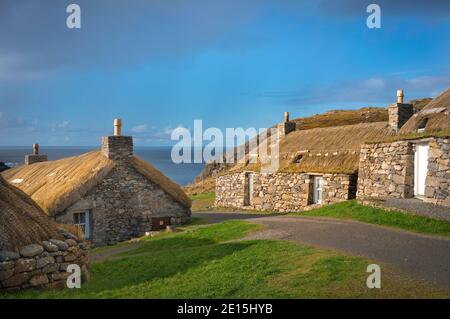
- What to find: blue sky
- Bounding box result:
[0,0,449,146]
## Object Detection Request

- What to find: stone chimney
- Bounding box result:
[101,118,133,162]
[25,143,48,165]
[278,111,296,138]
[388,89,414,132]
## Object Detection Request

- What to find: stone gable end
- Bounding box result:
[55,161,190,246]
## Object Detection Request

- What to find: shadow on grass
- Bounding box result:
[73,241,257,296]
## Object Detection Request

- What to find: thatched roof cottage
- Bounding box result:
[215,88,450,211]
[358,87,450,206]
[0,175,89,291]
[2,119,191,246]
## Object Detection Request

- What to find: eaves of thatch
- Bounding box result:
[0,175,62,251]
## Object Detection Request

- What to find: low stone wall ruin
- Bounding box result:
[0,231,89,292]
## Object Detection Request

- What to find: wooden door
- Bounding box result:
[152,217,171,231]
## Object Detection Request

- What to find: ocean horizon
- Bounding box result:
[0,146,204,186]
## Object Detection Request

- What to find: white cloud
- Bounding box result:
[164,125,187,136]
[363,77,385,90]
[57,120,70,129]
[131,124,148,133]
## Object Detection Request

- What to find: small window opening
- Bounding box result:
[417,118,428,133]
[73,211,90,239]
[292,154,303,164]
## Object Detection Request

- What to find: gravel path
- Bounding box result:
[379,198,450,221]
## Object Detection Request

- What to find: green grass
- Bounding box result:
[190,191,216,211]
[294,200,450,238]
[2,220,448,299]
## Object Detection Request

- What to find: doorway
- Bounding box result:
[414,143,429,197]
[312,176,324,204]
[244,173,254,206]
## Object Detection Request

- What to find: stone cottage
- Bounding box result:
[2,119,192,246]
[358,87,450,206]
[216,88,450,212]
[0,175,89,292]
[216,109,395,212]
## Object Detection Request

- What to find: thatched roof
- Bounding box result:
[2,151,191,216]
[132,156,192,208]
[0,175,62,251]
[399,87,450,134]
[279,122,396,174]
[228,122,394,175]
[291,107,388,130]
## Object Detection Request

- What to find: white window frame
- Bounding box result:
[73,210,91,239]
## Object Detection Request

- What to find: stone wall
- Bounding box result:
[322,174,358,205]
[215,174,246,208]
[425,138,450,206]
[357,141,414,198]
[357,137,449,206]
[277,121,296,138]
[388,103,414,131]
[25,154,48,165]
[101,136,133,162]
[0,231,89,292]
[56,161,191,246]
[216,172,356,213]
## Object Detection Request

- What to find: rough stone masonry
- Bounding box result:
[357,137,449,206]
[0,232,89,292]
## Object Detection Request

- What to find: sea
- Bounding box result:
[0,146,204,186]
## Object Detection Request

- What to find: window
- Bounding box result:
[73,211,90,239]
[417,118,428,133]
[151,217,171,231]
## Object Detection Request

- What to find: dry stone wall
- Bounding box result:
[357,137,449,207]
[0,231,89,292]
[216,172,356,213]
[425,138,450,206]
[357,141,414,198]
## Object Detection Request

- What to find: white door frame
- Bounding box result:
[313,176,324,204]
[247,173,254,206]
[414,143,429,197]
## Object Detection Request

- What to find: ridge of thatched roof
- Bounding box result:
[290,107,388,130]
[1,150,191,215]
[0,175,63,251]
[400,87,450,134]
